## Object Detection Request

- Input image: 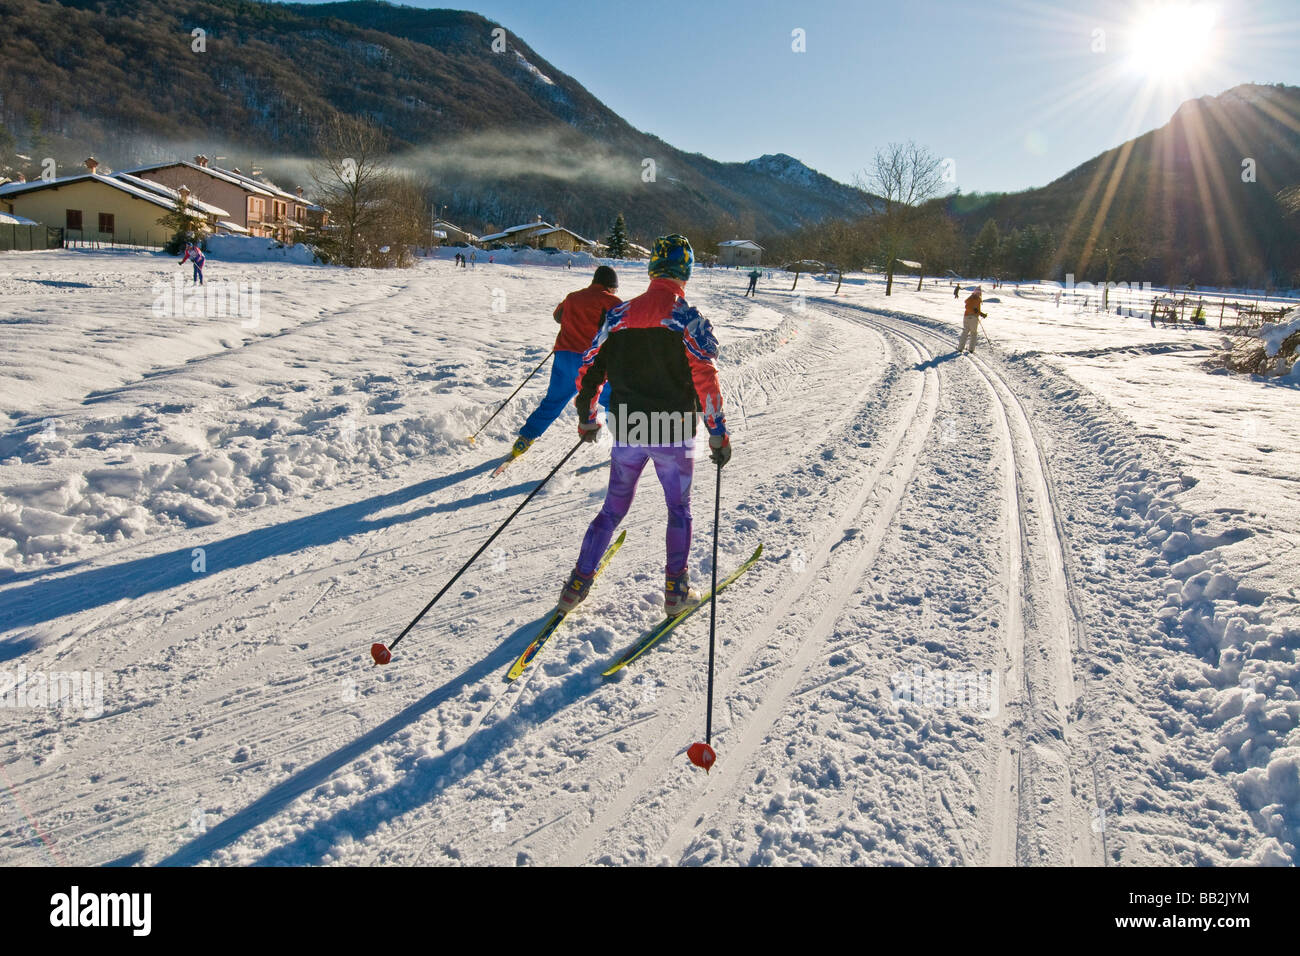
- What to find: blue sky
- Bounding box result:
[287,0,1300,194]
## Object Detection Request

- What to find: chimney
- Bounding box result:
[535,214,543,223]
[232,168,241,175]
[178,185,191,206]
[193,154,210,168]
[296,186,303,197]
[84,156,100,174]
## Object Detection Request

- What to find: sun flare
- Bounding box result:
[1128,2,1220,81]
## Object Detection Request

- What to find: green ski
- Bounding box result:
[603,543,763,677]
[505,530,626,682]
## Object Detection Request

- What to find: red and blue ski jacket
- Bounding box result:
[574,277,726,440]
[180,245,205,267]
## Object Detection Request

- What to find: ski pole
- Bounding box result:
[371,437,584,665]
[466,350,554,444]
[688,459,724,773]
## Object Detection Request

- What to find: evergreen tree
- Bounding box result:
[605,212,630,259]
[969,218,1001,276]
[157,198,210,254]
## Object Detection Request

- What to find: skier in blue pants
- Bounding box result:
[508,266,621,460]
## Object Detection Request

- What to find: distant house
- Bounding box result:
[432,218,478,245]
[0,158,229,244]
[113,173,244,235]
[480,215,555,248]
[480,216,598,253]
[718,239,763,267]
[122,156,317,242]
[625,242,651,260]
[533,225,597,254]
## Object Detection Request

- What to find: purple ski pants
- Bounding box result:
[576,444,695,577]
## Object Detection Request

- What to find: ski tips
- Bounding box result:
[687,742,716,772]
[370,643,392,666]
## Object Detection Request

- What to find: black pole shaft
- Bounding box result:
[387,437,584,654]
[704,460,722,744]
[469,350,553,442]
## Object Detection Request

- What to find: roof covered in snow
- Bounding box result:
[0,173,193,213]
[114,173,230,218]
[120,160,277,198]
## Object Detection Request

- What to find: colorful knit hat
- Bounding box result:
[648,234,693,281]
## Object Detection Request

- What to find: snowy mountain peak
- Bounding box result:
[745,153,820,188]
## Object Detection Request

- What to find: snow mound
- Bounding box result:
[431,246,610,270]
[205,235,321,265]
[0,408,476,570]
[1216,309,1300,378]
[1260,309,1300,357]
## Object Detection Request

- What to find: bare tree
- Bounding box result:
[858,142,945,295]
[309,115,423,267]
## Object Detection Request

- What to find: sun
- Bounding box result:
[1127,2,1220,82]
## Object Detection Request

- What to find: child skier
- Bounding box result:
[508,266,621,460]
[958,286,987,353]
[179,240,205,285]
[556,235,731,616]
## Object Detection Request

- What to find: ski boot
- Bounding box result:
[509,436,534,460]
[557,566,595,612]
[664,570,701,617]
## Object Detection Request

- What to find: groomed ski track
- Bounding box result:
[4,280,1144,867]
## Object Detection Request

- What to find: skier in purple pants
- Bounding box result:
[557,235,731,617]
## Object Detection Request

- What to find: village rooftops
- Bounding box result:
[534,225,596,246]
[0,172,203,213]
[113,173,231,218]
[120,160,311,206]
[718,239,764,249]
[119,160,278,198]
[478,220,556,243]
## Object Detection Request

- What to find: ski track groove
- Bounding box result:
[554,319,938,865]
[825,301,1104,867]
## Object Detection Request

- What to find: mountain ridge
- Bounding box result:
[0,0,874,241]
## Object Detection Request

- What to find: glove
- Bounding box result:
[578,420,602,443]
[709,433,731,467]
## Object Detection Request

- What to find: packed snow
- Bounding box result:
[0,249,1296,866]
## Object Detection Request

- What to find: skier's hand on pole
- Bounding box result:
[578,420,602,443]
[709,433,731,467]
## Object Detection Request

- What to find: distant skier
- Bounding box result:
[567,258,573,270]
[957,286,987,354]
[953,283,960,298]
[556,234,730,616]
[745,268,760,297]
[179,240,205,285]
[508,265,621,461]
[469,250,477,268]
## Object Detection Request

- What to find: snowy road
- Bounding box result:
[1,253,1295,866]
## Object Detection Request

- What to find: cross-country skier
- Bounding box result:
[556,235,731,616]
[958,286,987,353]
[507,265,621,461]
[745,268,760,297]
[179,240,205,285]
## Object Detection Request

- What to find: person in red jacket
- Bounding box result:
[509,265,621,460]
[557,235,730,617]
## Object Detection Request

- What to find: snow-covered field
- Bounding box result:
[1,249,1296,866]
